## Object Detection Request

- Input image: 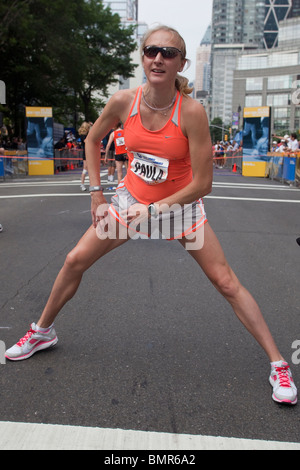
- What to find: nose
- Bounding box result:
[153,52,164,62]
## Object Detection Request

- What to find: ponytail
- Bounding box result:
[175,74,193,96]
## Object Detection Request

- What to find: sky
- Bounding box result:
[138,0,213,82]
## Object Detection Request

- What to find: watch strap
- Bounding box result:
[89,186,104,192]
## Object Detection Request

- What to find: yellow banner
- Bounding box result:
[242,161,267,177]
[25,107,53,118]
[28,160,54,176]
[243,107,270,118]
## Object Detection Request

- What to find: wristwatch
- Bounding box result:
[148,202,158,218]
[89,186,104,193]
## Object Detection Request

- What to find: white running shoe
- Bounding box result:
[269,361,297,405]
[80,184,87,191]
[5,323,58,361]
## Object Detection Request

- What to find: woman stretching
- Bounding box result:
[6,26,297,406]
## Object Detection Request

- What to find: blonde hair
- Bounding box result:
[78,121,92,136]
[140,25,193,96]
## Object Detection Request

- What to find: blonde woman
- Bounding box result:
[6,26,297,406]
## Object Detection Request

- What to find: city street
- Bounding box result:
[0,168,300,450]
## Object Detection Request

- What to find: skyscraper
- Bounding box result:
[101,1,145,92]
[102,0,138,23]
[264,0,292,48]
[288,0,300,18]
[195,25,211,96]
[212,0,292,50]
[211,0,265,49]
[210,0,293,124]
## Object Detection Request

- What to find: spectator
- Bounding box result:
[103,129,116,183]
[78,122,93,191]
[287,133,299,152]
[276,140,287,153]
[54,137,66,150]
[105,122,128,184]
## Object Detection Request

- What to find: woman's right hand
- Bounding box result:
[90,192,108,229]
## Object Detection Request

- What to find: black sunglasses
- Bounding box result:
[143,45,183,59]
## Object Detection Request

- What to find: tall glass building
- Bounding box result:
[102,0,138,23]
[288,0,300,18]
[232,17,300,134]
[211,0,266,49]
[264,0,292,48]
[101,1,146,92]
[210,0,293,125]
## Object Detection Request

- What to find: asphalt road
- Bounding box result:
[0,168,300,446]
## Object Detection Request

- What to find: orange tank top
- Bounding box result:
[123,86,192,205]
[113,129,126,155]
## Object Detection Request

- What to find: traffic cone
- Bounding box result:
[232,163,237,173]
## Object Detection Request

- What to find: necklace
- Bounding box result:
[142,91,177,115]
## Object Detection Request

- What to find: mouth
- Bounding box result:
[152,69,165,74]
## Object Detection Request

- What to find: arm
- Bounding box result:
[85,90,132,227]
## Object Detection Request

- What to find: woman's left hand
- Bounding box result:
[121,203,149,227]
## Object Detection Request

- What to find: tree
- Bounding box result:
[71,0,137,121]
[0,0,137,136]
[209,117,224,143]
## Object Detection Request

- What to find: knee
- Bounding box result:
[64,248,86,274]
[211,266,241,300]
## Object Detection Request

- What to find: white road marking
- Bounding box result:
[205,196,300,203]
[0,193,112,198]
[1,193,300,203]
[1,179,299,191]
[0,421,299,450]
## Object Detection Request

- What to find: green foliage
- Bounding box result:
[0,0,137,134]
[210,117,223,143]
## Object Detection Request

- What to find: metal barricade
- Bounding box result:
[296,155,300,186]
[0,151,28,179]
[214,150,243,173]
[266,152,300,185]
[54,148,83,172]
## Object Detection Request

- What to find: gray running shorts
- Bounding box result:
[108,181,207,242]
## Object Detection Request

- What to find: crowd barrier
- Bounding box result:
[54,148,84,173]
[213,150,243,174]
[0,150,28,178]
[0,149,93,179]
[266,152,300,185]
[1,149,299,186]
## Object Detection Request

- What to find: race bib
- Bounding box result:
[131,152,169,185]
[116,136,125,147]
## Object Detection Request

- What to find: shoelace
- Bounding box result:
[17,328,36,347]
[275,365,292,388]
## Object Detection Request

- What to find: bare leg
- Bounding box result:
[81,161,88,185]
[116,161,123,184]
[179,223,283,362]
[108,165,115,180]
[38,225,129,328]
